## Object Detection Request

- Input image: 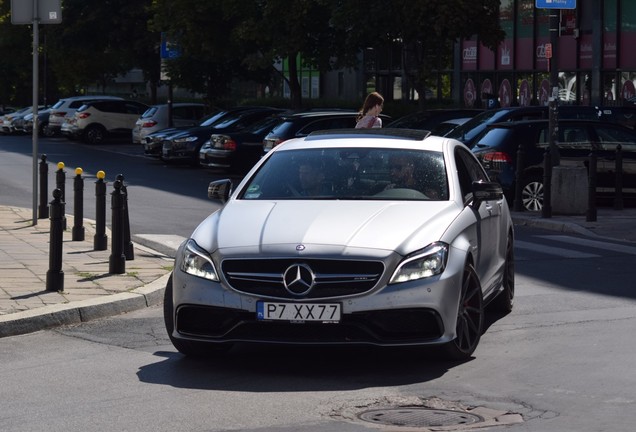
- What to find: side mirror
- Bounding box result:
[208,179,233,203]
[471,180,503,207]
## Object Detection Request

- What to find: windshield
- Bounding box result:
[240,147,448,201]
[447,109,513,144]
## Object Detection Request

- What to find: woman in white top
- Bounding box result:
[355,91,384,128]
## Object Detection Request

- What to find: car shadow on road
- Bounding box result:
[137,344,471,392]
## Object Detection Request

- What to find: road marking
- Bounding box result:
[536,235,636,255]
[515,240,600,259]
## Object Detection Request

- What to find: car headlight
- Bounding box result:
[389,242,448,284]
[179,239,219,281]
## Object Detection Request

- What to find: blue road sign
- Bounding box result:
[536,0,576,9]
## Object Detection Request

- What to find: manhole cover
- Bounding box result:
[358,407,484,428]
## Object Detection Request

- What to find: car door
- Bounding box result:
[590,123,636,193]
[455,147,503,293]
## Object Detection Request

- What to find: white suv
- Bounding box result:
[47,95,123,136]
[67,99,148,144]
[132,103,206,144]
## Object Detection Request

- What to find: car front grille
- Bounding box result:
[175,305,444,344]
[221,258,384,299]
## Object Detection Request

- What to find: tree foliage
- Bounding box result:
[0,0,504,109]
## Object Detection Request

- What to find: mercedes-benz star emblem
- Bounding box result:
[283,263,315,296]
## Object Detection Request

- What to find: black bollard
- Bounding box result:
[614,144,623,211]
[541,148,552,219]
[587,151,597,222]
[56,162,67,230]
[72,168,85,241]
[513,143,525,212]
[117,174,134,261]
[94,171,108,251]
[38,154,49,219]
[46,189,65,292]
[109,179,126,274]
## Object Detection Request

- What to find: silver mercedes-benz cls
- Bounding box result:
[164,128,514,360]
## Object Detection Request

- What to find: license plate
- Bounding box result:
[257,302,341,323]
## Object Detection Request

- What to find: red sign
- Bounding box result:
[545,43,552,59]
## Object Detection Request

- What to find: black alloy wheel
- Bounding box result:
[442,264,484,361]
[492,234,515,313]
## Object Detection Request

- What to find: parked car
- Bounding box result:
[164,128,514,360]
[430,117,473,137]
[63,99,148,144]
[161,107,284,165]
[143,107,271,159]
[471,119,636,211]
[0,105,46,134]
[46,95,123,136]
[386,109,482,130]
[132,102,207,144]
[262,110,391,153]
[22,108,55,136]
[199,114,284,173]
[447,105,604,148]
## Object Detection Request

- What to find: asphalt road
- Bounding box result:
[0,133,243,252]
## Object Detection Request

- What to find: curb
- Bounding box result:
[0,273,169,338]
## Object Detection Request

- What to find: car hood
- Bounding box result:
[191,200,461,257]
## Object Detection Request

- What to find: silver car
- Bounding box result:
[164,129,515,360]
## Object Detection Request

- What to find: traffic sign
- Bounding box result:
[536,0,576,9]
[11,0,62,24]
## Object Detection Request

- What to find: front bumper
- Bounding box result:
[168,248,466,347]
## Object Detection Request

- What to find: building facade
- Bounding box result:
[459,0,636,108]
[354,0,636,109]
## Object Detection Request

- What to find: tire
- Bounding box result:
[492,234,515,314]
[41,122,55,137]
[520,174,543,212]
[163,274,232,357]
[85,125,106,145]
[441,264,484,361]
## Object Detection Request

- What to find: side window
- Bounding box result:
[172,107,187,120]
[560,126,591,150]
[455,148,488,203]
[594,125,636,151]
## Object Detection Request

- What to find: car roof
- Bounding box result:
[272,128,450,152]
[278,110,358,119]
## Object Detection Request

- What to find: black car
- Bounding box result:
[386,109,482,130]
[262,110,391,153]
[199,114,284,173]
[471,119,636,211]
[157,107,283,165]
[447,105,604,148]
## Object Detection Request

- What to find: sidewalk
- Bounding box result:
[0,206,173,338]
[1,204,635,338]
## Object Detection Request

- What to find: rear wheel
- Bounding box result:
[441,264,484,361]
[492,234,515,313]
[163,274,232,357]
[520,174,543,212]
[85,125,106,145]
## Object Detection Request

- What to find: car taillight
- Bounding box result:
[482,151,512,164]
[223,139,237,151]
[142,120,157,128]
[78,113,91,119]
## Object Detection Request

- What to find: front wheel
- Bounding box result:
[520,174,543,212]
[441,264,484,361]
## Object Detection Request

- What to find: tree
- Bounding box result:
[0,0,39,106]
[331,0,505,108]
